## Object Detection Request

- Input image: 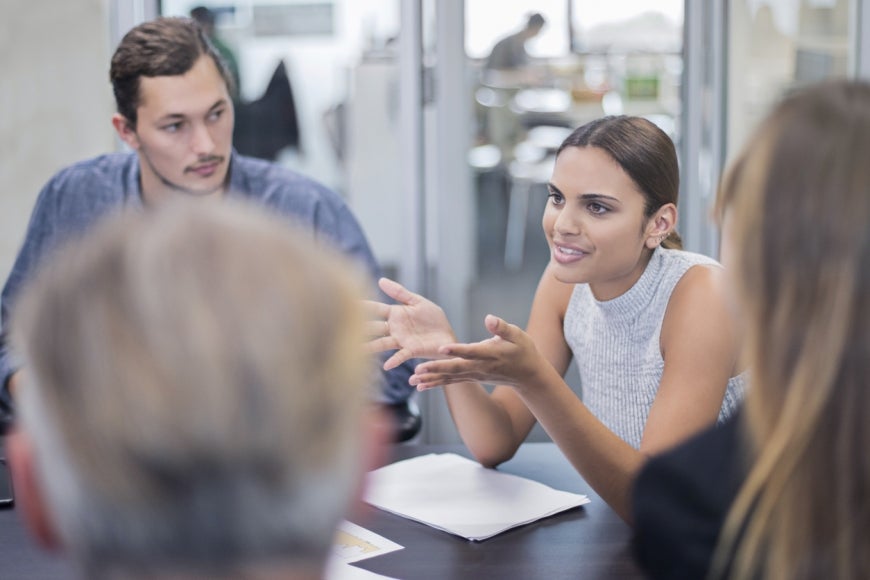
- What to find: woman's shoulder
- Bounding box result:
[635,413,745,503]
[643,249,726,326]
[633,415,747,579]
[659,247,722,272]
[658,250,735,361]
[659,247,728,310]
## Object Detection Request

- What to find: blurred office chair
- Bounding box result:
[504,145,555,271]
[387,399,422,443]
[469,144,508,269]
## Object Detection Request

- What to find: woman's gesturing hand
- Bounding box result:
[364,278,458,370]
[410,314,546,391]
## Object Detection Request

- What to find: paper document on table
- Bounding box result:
[331,520,403,564]
[365,453,590,541]
[325,560,398,580]
[326,521,402,580]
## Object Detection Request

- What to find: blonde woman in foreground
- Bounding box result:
[633,79,870,579]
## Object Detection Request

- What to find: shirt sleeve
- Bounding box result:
[0,177,69,410]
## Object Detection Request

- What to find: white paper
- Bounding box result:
[325,560,398,580]
[326,521,403,580]
[331,520,404,564]
[365,453,590,541]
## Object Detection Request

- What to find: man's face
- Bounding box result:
[116,55,234,203]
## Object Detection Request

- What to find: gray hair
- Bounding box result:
[12,200,374,577]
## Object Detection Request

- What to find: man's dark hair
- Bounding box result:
[110,17,234,126]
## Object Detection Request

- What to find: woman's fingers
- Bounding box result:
[362,299,392,319]
[438,341,494,359]
[411,369,476,390]
[383,349,414,371]
[378,277,419,306]
[365,335,400,355]
[484,314,523,342]
[365,319,392,338]
[413,358,479,380]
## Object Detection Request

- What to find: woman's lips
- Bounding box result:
[553,243,589,264]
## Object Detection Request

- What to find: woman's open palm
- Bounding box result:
[365,278,458,370]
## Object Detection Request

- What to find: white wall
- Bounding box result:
[0,0,115,282]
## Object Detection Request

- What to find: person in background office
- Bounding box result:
[6,200,387,579]
[189,5,240,102]
[633,80,870,580]
[0,16,421,441]
[485,12,546,71]
[189,6,302,161]
[368,115,745,522]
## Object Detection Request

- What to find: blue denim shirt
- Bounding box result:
[0,151,414,409]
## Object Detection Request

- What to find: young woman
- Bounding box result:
[368,116,744,521]
[633,80,870,579]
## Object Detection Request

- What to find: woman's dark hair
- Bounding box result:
[557,116,682,249]
[110,17,234,127]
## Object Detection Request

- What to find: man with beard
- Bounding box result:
[0,17,420,439]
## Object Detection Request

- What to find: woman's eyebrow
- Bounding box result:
[580,193,622,205]
[548,184,622,205]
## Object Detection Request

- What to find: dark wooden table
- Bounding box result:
[353,443,642,579]
[0,443,642,579]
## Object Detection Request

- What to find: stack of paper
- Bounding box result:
[365,453,590,541]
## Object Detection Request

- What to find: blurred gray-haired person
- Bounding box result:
[7,201,386,580]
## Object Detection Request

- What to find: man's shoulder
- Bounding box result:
[45,152,136,201]
[231,155,346,209]
[53,152,135,180]
[29,152,138,236]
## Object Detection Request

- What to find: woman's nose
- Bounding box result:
[553,208,581,236]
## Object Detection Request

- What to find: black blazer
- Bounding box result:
[632,411,749,579]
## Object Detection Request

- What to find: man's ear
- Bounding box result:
[345,405,391,523]
[645,203,677,249]
[111,114,140,151]
[6,428,61,552]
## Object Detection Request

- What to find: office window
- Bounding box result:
[727,0,854,157]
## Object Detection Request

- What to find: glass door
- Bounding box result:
[727,0,858,158]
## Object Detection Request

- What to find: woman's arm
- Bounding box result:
[413,265,741,522]
[367,271,575,466]
[414,314,644,520]
[639,265,741,454]
[440,267,575,466]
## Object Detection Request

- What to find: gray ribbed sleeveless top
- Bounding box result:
[563,247,745,449]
